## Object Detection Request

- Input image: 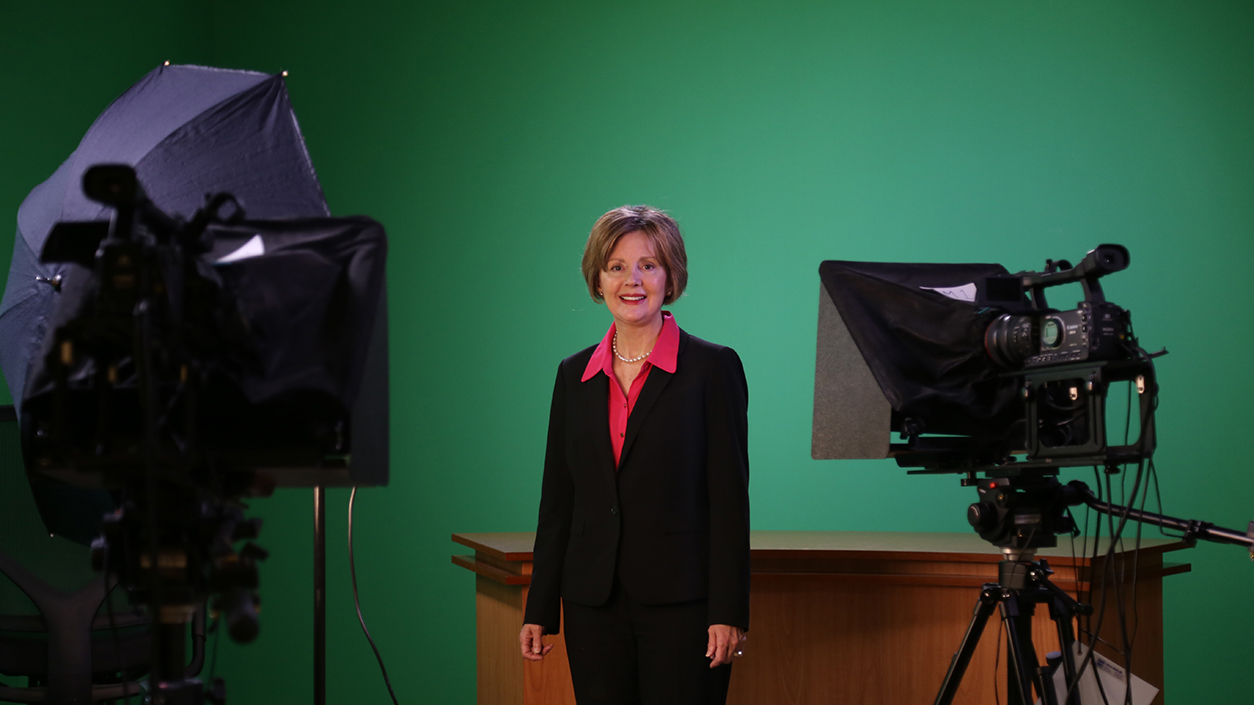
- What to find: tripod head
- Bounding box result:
[964,469,1254,557]
[966,473,1079,551]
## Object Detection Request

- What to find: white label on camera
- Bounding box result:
[921,283,976,302]
[215,234,265,264]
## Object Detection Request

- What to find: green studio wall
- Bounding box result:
[1,1,1251,703]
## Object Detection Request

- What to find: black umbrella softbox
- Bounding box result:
[0,64,342,544]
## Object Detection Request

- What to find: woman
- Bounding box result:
[519,205,750,705]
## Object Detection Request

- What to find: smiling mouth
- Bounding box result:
[621,295,645,302]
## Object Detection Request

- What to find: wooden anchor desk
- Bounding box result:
[452,531,1189,705]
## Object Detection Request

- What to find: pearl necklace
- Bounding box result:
[613,332,651,363]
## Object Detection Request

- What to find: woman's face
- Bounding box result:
[599,231,668,330]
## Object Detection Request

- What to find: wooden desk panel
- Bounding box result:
[453,531,1190,705]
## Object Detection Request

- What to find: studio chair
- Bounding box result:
[0,405,204,703]
[0,556,148,703]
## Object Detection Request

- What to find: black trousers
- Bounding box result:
[563,579,733,705]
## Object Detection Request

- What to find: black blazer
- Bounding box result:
[523,328,750,635]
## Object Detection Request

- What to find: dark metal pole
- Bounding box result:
[1068,480,1254,548]
[314,486,326,705]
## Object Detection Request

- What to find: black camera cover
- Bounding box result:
[818,260,1021,439]
[20,215,387,542]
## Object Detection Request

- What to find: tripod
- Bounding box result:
[934,549,1092,705]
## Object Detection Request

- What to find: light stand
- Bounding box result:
[314,486,326,705]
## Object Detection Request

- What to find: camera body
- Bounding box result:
[977,245,1155,466]
[986,300,1128,369]
[813,243,1157,474]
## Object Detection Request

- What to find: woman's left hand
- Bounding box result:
[706,624,747,668]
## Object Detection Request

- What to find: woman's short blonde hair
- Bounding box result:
[581,205,688,305]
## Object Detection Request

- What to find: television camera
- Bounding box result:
[19,164,387,704]
[812,245,1254,705]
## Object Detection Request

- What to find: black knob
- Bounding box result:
[968,503,994,531]
[90,537,107,573]
[233,518,263,542]
[223,589,260,643]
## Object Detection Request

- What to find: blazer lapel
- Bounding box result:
[618,330,687,469]
[585,373,619,486]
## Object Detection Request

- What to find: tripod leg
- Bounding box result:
[1001,594,1049,705]
[1049,595,1082,705]
[934,585,1002,705]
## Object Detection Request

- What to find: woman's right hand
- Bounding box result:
[520,623,554,661]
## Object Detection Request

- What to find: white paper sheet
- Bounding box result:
[1035,642,1159,705]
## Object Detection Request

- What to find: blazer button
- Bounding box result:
[610,506,618,515]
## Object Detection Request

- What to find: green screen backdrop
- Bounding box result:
[2,1,1251,702]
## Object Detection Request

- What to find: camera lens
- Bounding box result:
[985,314,1036,368]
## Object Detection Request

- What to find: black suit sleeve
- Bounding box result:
[523,362,573,634]
[705,346,751,629]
